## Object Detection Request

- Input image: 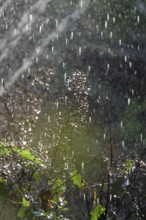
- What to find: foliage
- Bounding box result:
[70,169,83,188]
[18,197,30,220]
[90,204,105,220]
[12,148,41,164]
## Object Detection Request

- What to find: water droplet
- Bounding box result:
[25,24,28,31]
[55,19,58,27]
[48,116,51,123]
[110,194,112,201]
[52,46,54,52]
[29,14,33,22]
[56,102,59,109]
[39,26,42,33]
[89,116,91,123]
[103,133,106,140]
[110,31,113,38]
[70,32,74,39]
[66,38,68,45]
[124,56,127,62]
[79,47,82,55]
[1,77,4,85]
[105,21,108,29]
[64,73,67,82]
[107,13,110,21]
[119,39,122,46]
[82,162,84,170]
[14,28,17,35]
[137,15,140,23]
[129,61,132,68]
[128,98,131,105]
[140,133,143,142]
[107,63,110,70]
[132,89,134,95]
[120,121,123,128]
[113,17,116,23]
[122,141,125,148]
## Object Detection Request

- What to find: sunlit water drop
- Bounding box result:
[137,15,140,23]
[55,19,58,27]
[82,162,84,171]
[52,46,54,52]
[66,38,68,45]
[80,0,83,8]
[129,61,132,68]
[124,56,127,62]
[79,47,82,55]
[107,13,110,21]
[110,31,113,38]
[70,31,74,40]
[140,133,143,142]
[113,16,116,23]
[122,141,125,149]
[29,14,33,22]
[105,20,108,29]
[119,39,122,46]
[132,89,134,95]
[39,26,42,33]
[128,98,131,105]
[103,133,106,140]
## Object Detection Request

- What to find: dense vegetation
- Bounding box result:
[0,0,146,219]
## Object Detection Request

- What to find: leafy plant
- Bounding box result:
[12,148,41,164]
[70,169,83,188]
[90,204,105,220]
[18,197,30,220]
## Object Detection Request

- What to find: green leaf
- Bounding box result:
[70,169,83,188]
[90,204,105,220]
[53,179,65,194]
[21,197,30,208]
[52,178,66,202]
[13,148,41,164]
[0,147,11,156]
[125,159,133,170]
[33,171,40,182]
[18,198,30,220]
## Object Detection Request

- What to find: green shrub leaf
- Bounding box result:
[13,148,41,164]
[70,169,83,188]
[18,197,30,220]
[90,204,105,220]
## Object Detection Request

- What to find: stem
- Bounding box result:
[105,173,110,219]
[107,110,113,166]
